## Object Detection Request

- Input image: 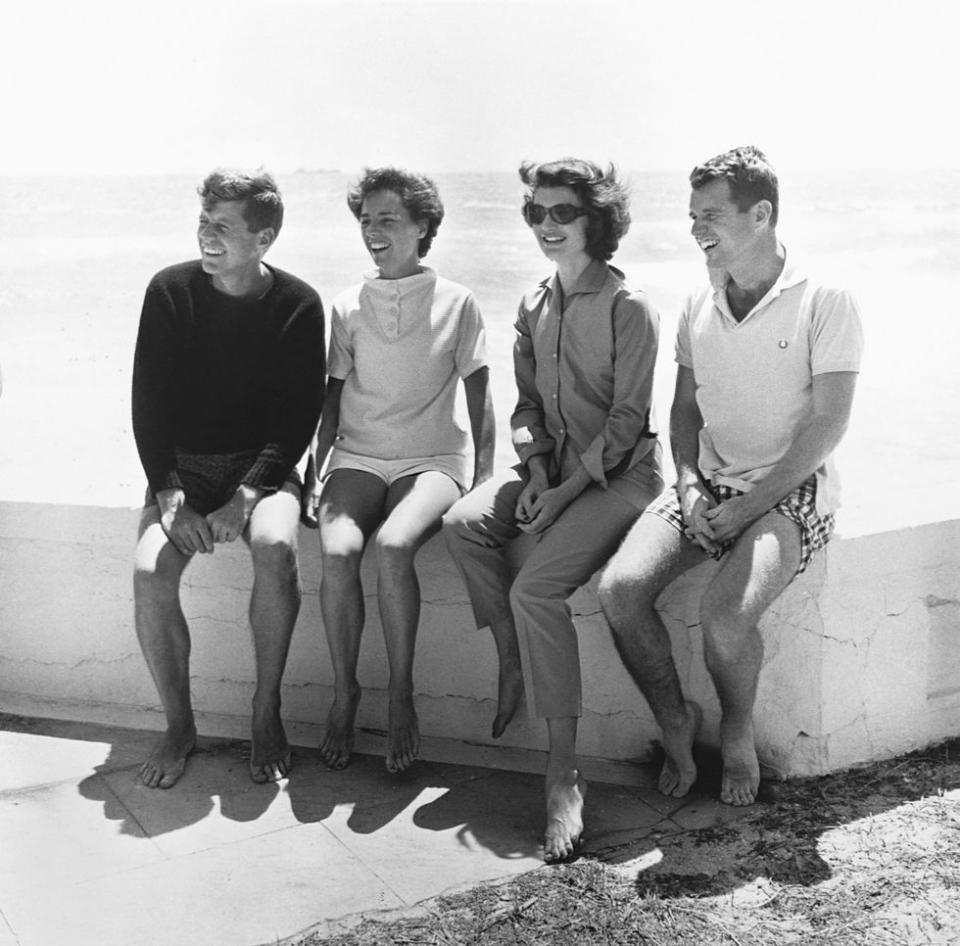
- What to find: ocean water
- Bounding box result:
[1,170,958,537]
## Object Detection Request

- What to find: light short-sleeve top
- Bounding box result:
[676,256,864,514]
[328,266,487,465]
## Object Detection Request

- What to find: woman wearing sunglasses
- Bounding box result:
[306,167,496,774]
[443,158,663,861]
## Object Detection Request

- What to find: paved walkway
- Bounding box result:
[0,715,748,946]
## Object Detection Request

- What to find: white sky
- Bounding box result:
[2,0,956,176]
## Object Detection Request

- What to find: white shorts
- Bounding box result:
[324,448,466,492]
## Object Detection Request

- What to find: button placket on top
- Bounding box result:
[552,294,567,443]
[374,279,402,341]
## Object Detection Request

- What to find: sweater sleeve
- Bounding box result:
[240,292,326,491]
[131,276,186,496]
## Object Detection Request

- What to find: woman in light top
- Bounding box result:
[308,167,495,773]
[443,158,664,860]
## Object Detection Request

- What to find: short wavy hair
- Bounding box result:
[346,167,445,258]
[689,146,779,226]
[519,158,630,261]
[198,167,284,235]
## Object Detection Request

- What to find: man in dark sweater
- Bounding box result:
[132,168,325,788]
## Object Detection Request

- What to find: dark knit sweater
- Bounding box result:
[132,260,325,496]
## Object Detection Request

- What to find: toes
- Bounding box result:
[543,829,580,863]
[320,739,352,771]
[158,768,181,789]
[250,754,291,784]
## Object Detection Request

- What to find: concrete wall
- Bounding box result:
[1,499,958,777]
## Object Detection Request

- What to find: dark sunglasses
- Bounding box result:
[522,202,590,226]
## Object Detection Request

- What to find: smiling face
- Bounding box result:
[528,185,592,270]
[197,199,272,292]
[688,178,767,272]
[358,189,427,279]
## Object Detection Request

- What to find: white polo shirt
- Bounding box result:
[328,266,487,463]
[676,256,864,514]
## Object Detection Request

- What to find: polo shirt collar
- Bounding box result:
[711,247,806,321]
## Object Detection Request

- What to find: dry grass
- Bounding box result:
[289,739,960,946]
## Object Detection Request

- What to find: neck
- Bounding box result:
[555,254,593,293]
[212,262,272,298]
[725,239,784,297]
[377,261,422,280]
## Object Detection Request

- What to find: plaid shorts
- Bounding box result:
[645,475,834,576]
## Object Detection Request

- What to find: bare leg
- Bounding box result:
[133,507,197,789]
[488,616,524,738]
[244,485,302,783]
[543,716,586,862]
[598,513,707,798]
[378,471,462,773]
[317,471,387,770]
[701,511,801,805]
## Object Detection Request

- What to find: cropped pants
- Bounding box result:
[442,464,658,719]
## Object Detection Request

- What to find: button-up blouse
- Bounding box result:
[511,259,660,503]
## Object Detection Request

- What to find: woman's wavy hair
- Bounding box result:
[519,158,630,261]
[346,167,445,257]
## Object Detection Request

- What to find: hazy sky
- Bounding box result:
[4,0,955,176]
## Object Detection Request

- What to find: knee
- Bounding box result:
[508,569,567,616]
[375,530,418,573]
[251,538,299,584]
[133,556,181,603]
[597,566,657,633]
[321,548,363,586]
[441,504,476,550]
[699,588,750,652]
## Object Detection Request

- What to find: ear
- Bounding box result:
[257,228,277,253]
[753,200,773,228]
[416,218,429,239]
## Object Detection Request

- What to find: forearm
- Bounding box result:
[739,414,849,517]
[738,372,857,518]
[464,368,496,481]
[669,401,705,490]
[312,378,343,471]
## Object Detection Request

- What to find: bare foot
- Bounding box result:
[320,686,360,771]
[385,691,419,773]
[720,721,760,806]
[139,723,197,789]
[250,705,292,784]
[658,700,702,798]
[544,770,587,862]
[492,662,524,739]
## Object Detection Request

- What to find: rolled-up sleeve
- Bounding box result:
[510,304,555,464]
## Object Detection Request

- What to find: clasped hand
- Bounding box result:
[515,480,571,534]
[680,484,757,553]
[159,486,260,555]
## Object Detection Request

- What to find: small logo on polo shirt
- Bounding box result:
[778,339,789,349]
